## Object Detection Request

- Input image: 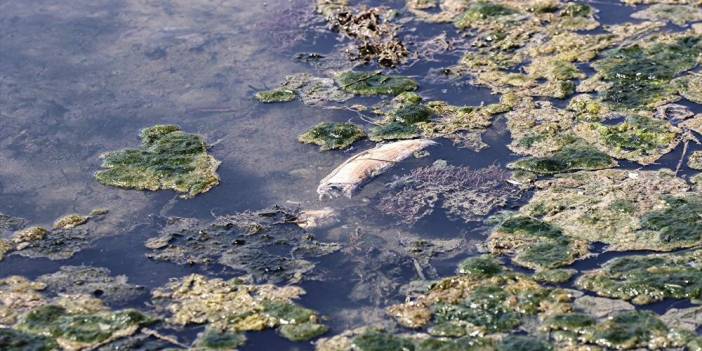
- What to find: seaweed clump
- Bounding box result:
[145,206,340,284]
[577,249,702,305]
[256,73,353,106]
[631,4,702,26]
[377,162,522,224]
[152,274,327,345]
[369,92,434,142]
[299,122,366,150]
[96,125,221,198]
[336,71,418,96]
[255,88,296,103]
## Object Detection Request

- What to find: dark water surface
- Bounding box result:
[1,0,700,349]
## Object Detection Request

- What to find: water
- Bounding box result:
[1,0,700,349]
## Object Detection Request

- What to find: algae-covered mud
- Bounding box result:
[3,0,702,350]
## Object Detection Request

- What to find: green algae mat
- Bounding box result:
[4,0,702,350]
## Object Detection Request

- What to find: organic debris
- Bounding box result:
[151,274,327,344]
[377,161,521,224]
[255,88,296,103]
[96,125,221,198]
[674,73,702,104]
[318,139,436,199]
[508,141,617,175]
[688,150,702,169]
[145,206,340,284]
[577,249,702,305]
[316,1,407,67]
[37,266,144,304]
[299,122,366,150]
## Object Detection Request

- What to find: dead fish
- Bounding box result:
[317,139,437,199]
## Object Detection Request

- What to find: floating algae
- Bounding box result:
[257,73,353,105]
[631,4,702,26]
[336,72,418,96]
[689,150,702,170]
[575,115,680,165]
[368,93,433,142]
[151,274,327,344]
[500,170,701,251]
[96,125,220,198]
[299,122,366,150]
[508,141,617,175]
[4,211,107,260]
[586,34,702,110]
[577,249,702,305]
[488,216,589,271]
[145,206,340,284]
[674,73,702,104]
[376,162,522,224]
[0,276,154,351]
[36,266,144,304]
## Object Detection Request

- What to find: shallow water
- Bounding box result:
[1,0,702,349]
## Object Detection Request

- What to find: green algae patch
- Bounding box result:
[588,34,702,110]
[255,88,296,103]
[386,255,573,334]
[575,115,680,165]
[376,162,521,224]
[506,169,702,254]
[146,207,340,284]
[0,276,155,351]
[509,141,617,175]
[454,1,518,30]
[194,328,247,350]
[336,72,418,96]
[674,73,702,104]
[260,73,353,106]
[506,99,580,158]
[368,94,434,142]
[152,274,327,344]
[96,125,221,198]
[578,249,702,305]
[533,269,577,284]
[631,4,702,26]
[299,122,366,150]
[52,214,88,230]
[488,216,590,270]
[18,305,153,351]
[0,328,58,351]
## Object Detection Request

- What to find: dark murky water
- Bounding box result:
[1,0,701,349]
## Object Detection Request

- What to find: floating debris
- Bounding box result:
[578,249,702,305]
[146,206,340,284]
[317,139,436,199]
[96,125,221,198]
[377,161,522,224]
[689,150,702,170]
[299,122,366,151]
[37,266,144,304]
[297,207,338,230]
[152,274,327,345]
